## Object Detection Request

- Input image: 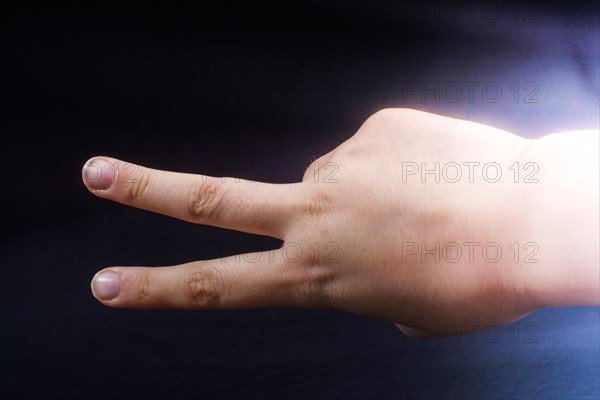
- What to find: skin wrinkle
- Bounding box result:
[128,168,150,202]
[187,180,224,222]
[184,268,222,309]
[136,270,153,303]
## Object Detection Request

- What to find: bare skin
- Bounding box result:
[82,109,599,337]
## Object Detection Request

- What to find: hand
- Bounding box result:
[82,109,599,337]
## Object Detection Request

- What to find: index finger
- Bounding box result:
[82,157,302,239]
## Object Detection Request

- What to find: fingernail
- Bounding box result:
[91,270,121,300]
[82,158,115,190]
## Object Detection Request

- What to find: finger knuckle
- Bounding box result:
[187,180,226,222]
[364,108,399,127]
[183,267,222,309]
[368,107,411,122]
[300,188,334,218]
[136,270,154,302]
[359,108,414,137]
[127,169,151,202]
[302,153,332,182]
[369,108,394,120]
[293,261,335,308]
[302,161,318,182]
[289,251,336,308]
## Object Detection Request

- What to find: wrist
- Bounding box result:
[520,131,600,308]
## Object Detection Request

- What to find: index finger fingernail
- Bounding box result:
[82,158,115,191]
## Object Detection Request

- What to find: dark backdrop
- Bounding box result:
[1,1,599,399]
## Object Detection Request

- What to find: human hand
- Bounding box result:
[82,109,599,337]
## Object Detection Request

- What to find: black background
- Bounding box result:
[1,1,599,399]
